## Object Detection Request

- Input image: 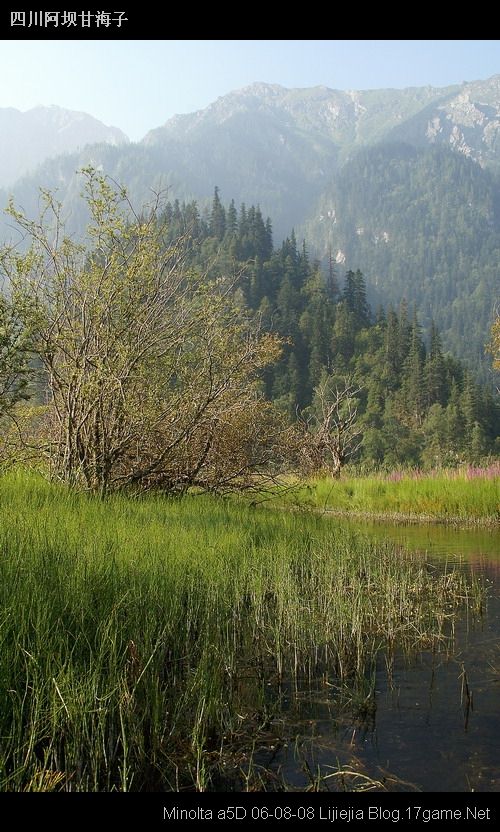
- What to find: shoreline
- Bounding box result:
[280,503,500,529]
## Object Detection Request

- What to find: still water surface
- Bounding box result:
[258,522,500,793]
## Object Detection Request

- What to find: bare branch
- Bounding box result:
[3,169,286,495]
[299,374,363,478]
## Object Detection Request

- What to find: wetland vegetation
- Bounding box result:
[284,465,500,526]
[0,470,485,791]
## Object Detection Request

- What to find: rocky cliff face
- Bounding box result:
[143,81,450,147]
[384,76,500,168]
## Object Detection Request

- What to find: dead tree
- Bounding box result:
[300,375,363,477]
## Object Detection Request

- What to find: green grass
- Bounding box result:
[286,468,500,524]
[0,469,483,791]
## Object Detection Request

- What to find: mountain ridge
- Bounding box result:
[1,76,500,384]
[0,105,129,188]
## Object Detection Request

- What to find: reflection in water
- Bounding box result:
[254,523,500,792]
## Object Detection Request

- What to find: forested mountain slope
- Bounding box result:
[302,144,500,383]
[2,77,500,384]
[155,193,500,467]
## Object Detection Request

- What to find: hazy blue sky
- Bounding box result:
[1,40,499,140]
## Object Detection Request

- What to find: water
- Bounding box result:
[256,522,500,792]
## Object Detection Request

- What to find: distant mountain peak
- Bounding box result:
[0,105,128,188]
[236,81,288,95]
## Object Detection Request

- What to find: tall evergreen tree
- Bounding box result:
[226,199,238,236]
[209,186,226,240]
[445,380,466,456]
[425,320,447,407]
[402,310,426,426]
[381,305,402,387]
[343,269,370,331]
[327,246,340,300]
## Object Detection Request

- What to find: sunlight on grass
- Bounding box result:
[0,469,484,791]
[286,466,499,523]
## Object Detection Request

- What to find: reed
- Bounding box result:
[0,469,482,791]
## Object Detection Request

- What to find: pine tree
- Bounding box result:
[402,310,426,426]
[461,372,480,437]
[397,299,411,363]
[421,403,447,467]
[238,202,247,241]
[342,270,356,315]
[184,201,202,240]
[381,305,401,387]
[254,207,272,260]
[332,301,355,363]
[132,188,500,472]
[353,269,370,329]
[226,199,238,236]
[209,186,226,240]
[327,246,340,300]
[445,380,466,457]
[424,320,447,407]
[343,270,370,330]
[265,218,274,259]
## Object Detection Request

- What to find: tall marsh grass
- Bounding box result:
[291,466,500,523]
[0,470,482,791]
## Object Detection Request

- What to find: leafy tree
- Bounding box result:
[3,171,284,495]
[0,293,31,421]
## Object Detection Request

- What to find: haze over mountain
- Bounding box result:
[0,105,128,188]
[141,75,500,229]
[1,76,500,383]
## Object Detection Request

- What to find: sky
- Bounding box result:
[0,39,499,141]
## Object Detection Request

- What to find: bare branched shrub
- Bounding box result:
[2,170,286,494]
[299,374,363,477]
